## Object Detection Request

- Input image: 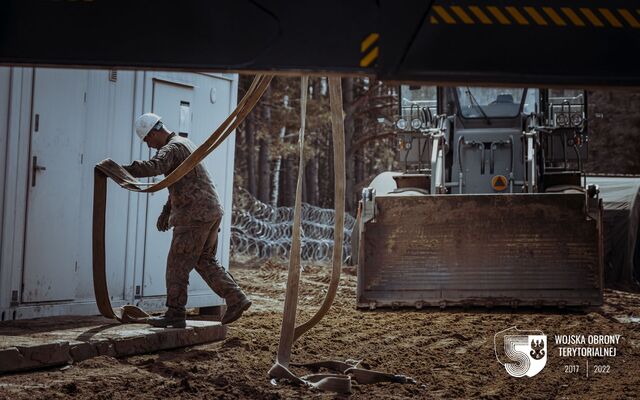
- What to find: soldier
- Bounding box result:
[122,112,251,328]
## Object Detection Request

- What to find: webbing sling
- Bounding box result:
[92,75,272,322]
[268,77,414,394]
[93,74,414,394]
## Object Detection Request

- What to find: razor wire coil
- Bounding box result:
[231,188,354,263]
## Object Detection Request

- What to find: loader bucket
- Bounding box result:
[356,193,603,308]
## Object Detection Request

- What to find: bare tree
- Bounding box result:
[342,77,355,213]
[257,85,272,203]
[244,112,256,196]
[235,76,400,213]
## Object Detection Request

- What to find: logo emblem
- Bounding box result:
[494,326,547,377]
[491,175,508,191]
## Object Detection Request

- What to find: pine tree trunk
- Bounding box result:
[245,113,257,196]
[277,157,287,207]
[354,117,365,190]
[271,126,285,206]
[342,77,355,213]
[286,155,297,206]
[257,86,272,204]
[306,147,319,206]
[355,148,365,188]
[258,137,271,203]
[323,128,335,208]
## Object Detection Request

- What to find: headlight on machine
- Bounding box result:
[571,113,583,126]
[556,113,569,126]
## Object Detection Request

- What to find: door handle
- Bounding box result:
[31,156,46,187]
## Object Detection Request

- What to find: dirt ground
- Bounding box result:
[1,260,639,399]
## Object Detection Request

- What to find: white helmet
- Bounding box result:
[134,113,162,140]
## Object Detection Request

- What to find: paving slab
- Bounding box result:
[0,316,226,374]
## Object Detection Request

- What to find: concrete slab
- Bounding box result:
[0,317,226,374]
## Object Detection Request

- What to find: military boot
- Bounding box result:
[222,295,252,325]
[146,309,186,328]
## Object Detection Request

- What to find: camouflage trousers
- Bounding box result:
[165,217,246,313]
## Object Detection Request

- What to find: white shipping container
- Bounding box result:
[0,67,238,320]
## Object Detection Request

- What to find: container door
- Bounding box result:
[22,68,86,303]
[142,80,194,297]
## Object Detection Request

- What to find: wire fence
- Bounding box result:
[230,188,355,264]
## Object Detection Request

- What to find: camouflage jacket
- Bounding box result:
[123,133,223,226]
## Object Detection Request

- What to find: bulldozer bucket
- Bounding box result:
[357,193,603,309]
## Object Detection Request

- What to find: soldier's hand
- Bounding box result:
[157,211,170,232]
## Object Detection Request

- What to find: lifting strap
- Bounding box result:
[93,73,414,394]
[92,75,272,322]
[268,77,414,394]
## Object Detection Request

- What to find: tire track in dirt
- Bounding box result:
[1,261,638,399]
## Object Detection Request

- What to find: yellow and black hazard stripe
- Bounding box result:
[429,4,640,28]
[360,33,379,68]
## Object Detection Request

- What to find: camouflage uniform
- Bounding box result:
[123,133,246,314]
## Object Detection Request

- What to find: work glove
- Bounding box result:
[157,203,171,232]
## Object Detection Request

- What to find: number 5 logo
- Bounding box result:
[495,326,547,377]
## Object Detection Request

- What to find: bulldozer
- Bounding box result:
[353,86,603,309]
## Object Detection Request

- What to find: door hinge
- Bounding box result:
[135,285,141,299]
[84,92,87,103]
[34,114,39,132]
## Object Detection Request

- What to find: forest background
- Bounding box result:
[233,76,640,214]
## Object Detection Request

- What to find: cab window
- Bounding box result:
[456,87,525,118]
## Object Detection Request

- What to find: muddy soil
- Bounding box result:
[1,261,639,399]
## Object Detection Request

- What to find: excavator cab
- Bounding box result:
[355,86,602,309]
